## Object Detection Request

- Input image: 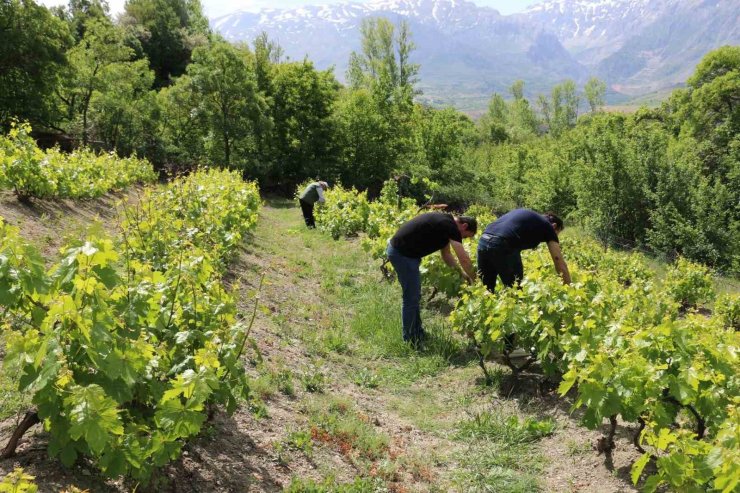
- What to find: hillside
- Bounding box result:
[1,197,649,492]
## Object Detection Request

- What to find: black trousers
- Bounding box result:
[477,234,523,352]
[477,235,523,292]
[299,199,315,228]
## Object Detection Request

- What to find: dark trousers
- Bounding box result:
[477,234,523,292]
[386,243,424,343]
[299,199,315,228]
[477,234,523,351]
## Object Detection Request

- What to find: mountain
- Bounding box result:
[212,0,587,109]
[211,0,740,109]
[522,0,740,95]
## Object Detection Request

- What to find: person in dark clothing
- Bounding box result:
[298,181,328,228]
[477,209,571,292]
[387,212,478,344]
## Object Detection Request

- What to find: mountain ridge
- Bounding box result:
[211,0,740,109]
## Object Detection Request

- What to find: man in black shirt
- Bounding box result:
[387,212,478,344]
[477,208,571,292]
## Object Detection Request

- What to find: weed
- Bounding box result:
[286,429,314,457]
[276,368,296,397]
[322,329,351,354]
[284,476,384,492]
[456,411,556,443]
[566,438,590,457]
[307,396,389,460]
[273,441,289,466]
[301,366,327,393]
[353,368,380,389]
[248,397,269,419]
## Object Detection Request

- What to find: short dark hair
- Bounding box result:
[544,212,564,231]
[457,215,477,234]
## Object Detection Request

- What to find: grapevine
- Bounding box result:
[0,123,156,200]
[0,169,261,480]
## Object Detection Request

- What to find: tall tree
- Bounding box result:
[548,79,580,136]
[268,61,340,187]
[584,77,606,113]
[122,0,209,87]
[344,18,420,191]
[0,0,72,130]
[55,0,111,42]
[508,80,539,141]
[61,20,134,146]
[186,40,269,169]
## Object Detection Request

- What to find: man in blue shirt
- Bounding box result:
[478,209,571,292]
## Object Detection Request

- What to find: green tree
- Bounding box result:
[0,0,72,130]
[584,77,606,113]
[55,0,111,42]
[122,0,209,87]
[267,60,340,187]
[334,88,394,191]
[157,74,206,167]
[479,93,509,143]
[507,80,539,142]
[87,59,157,156]
[548,80,580,137]
[61,20,136,146]
[415,106,477,201]
[186,40,269,169]
[344,17,420,192]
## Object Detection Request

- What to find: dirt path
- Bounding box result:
[1,199,643,492]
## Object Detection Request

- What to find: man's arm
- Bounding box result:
[440,242,475,283]
[547,241,571,285]
[450,240,476,281]
[316,185,325,203]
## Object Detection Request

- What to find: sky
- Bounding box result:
[38,0,538,20]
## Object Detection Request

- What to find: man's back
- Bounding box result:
[484,209,558,250]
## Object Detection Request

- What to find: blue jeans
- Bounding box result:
[386,243,423,342]
[477,234,523,292]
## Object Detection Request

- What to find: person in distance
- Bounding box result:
[298,181,328,228]
[387,212,478,345]
[477,208,571,293]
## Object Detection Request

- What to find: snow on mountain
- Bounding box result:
[521,0,677,64]
[210,0,740,106]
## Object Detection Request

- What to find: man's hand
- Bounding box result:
[547,241,571,285]
[450,240,477,281]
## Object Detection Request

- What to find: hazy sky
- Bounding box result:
[38,0,537,20]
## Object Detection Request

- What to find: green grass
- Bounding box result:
[0,337,30,420]
[450,409,554,492]
[284,476,383,493]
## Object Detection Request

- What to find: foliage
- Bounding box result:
[185,40,269,170]
[450,236,739,492]
[0,0,72,130]
[0,169,260,480]
[664,257,716,310]
[0,469,38,493]
[264,61,341,188]
[0,123,156,200]
[714,294,740,331]
[122,0,210,87]
[314,185,371,240]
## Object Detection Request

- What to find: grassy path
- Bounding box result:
[180,200,641,493]
[1,199,641,492]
